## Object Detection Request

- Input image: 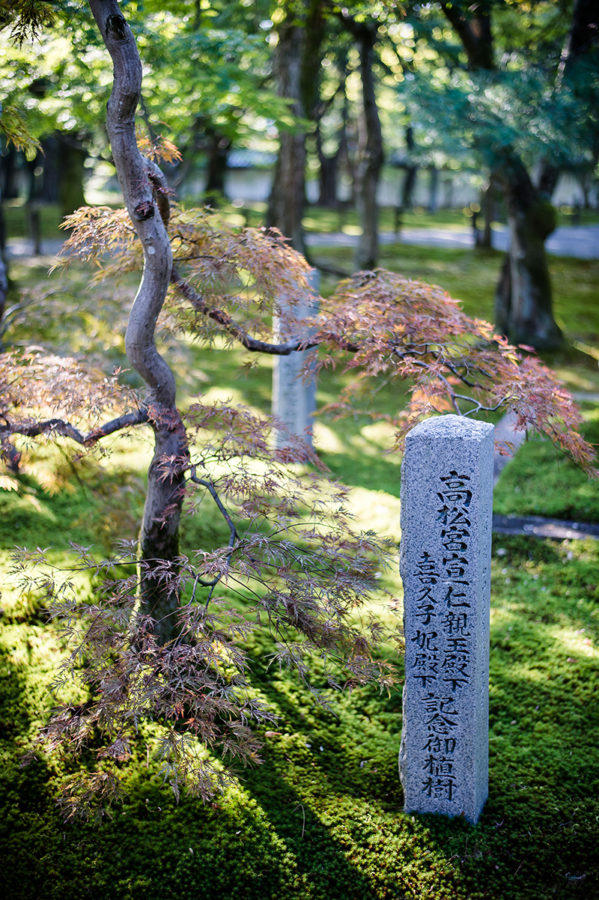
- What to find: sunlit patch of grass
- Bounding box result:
[494,411,599,522]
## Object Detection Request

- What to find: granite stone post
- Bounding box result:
[272,269,320,450]
[399,414,494,824]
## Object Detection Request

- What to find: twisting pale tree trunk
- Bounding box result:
[88,1,188,642]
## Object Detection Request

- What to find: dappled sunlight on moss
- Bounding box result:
[554,628,598,659]
[1,253,598,896]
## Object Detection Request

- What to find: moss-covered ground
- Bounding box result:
[0,239,598,899]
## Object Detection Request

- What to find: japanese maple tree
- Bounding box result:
[0,1,595,814]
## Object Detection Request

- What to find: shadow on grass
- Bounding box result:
[222,532,599,899]
[0,627,67,900]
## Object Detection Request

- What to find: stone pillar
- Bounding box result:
[272,269,319,450]
[399,414,494,824]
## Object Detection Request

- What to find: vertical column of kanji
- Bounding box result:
[399,415,494,824]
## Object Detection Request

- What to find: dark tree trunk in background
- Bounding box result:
[494,159,563,349]
[494,0,598,348]
[316,144,339,207]
[24,154,42,254]
[401,167,417,212]
[267,1,325,253]
[478,177,496,249]
[57,135,87,217]
[0,199,7,327]
[399,126,417,212]
[427,166,439,213]
[440,0,495,71]
[440,0,566,349]
[342,16,383,270]
[203,130,231,204]
[315,71,350,208]
[267,19,307,253]
[0,145,20,200]
[40,133,87,217]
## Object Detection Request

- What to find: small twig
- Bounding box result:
[188,466,239,608]
[293,801,306,838]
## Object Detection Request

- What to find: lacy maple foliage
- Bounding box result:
[3,195,595,814]
[57,200,596,469]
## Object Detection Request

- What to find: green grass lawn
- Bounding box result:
[0,246,598,898]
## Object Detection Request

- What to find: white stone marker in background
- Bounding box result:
[399,414,494,824]
[272,270,320,450]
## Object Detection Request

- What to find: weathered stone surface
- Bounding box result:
[399,414,494,824]
[272,270,319,450]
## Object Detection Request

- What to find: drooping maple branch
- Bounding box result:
[0,408,149,472]
[170,267,321,356]
[0,408,149,445]
[393,352,508,417]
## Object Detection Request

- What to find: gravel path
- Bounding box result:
[306,224,599,259]
[7,224,599,261]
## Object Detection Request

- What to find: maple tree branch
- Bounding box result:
[170,268,320,356]
[392,349,507,417]
[0,408,150,470]
[188,466,239,608]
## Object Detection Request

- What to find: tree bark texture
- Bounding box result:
[0,193,7,328]
[267,1,325,253]
[267,18,308,254]
[352,22,383,271]
[494,158,563,349]
[203,129,231,203]
[88,0,188,642]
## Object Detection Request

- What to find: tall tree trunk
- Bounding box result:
[203,129,231,204]
[267,1,325,253]
[314,68,348,208]
[315,119,341,207]
[427,166,439,213]
[0,145,20,200]
[317,150,339,207]
[40,133,87,216]
[478,177,495,249]
[57,134,87,218]
[89,0,189,644]
[399,125,417,212]
[352,22,383,271]
[494,161,563,350]
[266,17,307,253]
[441,0,598,349]
[0,200,7,329]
